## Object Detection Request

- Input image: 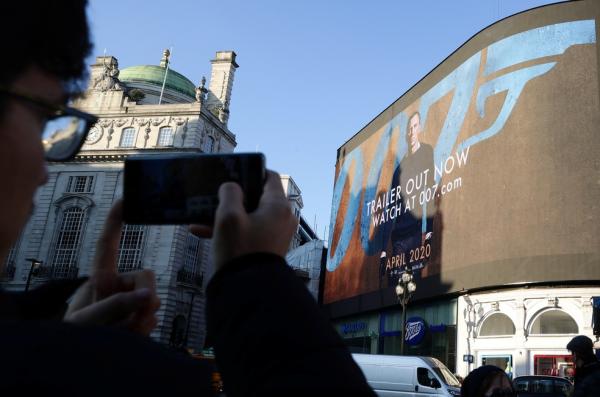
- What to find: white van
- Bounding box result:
[352,354,461,396]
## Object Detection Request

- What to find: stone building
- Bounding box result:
[1,50,238,352]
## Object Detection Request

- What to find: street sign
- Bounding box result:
[463,354,474,363]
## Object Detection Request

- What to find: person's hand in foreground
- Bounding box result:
[190,170,298,271]
[64,200,160,335]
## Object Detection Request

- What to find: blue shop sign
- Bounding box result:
[341,321,368,334]
[405,317,427,345]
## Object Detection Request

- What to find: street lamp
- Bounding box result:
[25,258,42,292]
[395,269,417,355]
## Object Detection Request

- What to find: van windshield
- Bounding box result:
[433,366,461,387]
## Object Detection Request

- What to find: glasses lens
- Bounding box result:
[42,116,88,161]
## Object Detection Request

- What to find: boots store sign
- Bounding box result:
[405,317,427,346]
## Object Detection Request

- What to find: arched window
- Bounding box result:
[202,135,214,153]
[51,207,85,279]
[117,224,146,272]
[157,127,174,147]
[530,310,578,335]
[479,313,516,336]
[120,127,136,147]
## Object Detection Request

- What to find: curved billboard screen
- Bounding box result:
[325,1,600,307]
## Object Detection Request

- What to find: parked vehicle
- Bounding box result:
[352,354,461,396]
[513,375,573,397]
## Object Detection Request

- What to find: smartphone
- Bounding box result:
[123,153,266,225]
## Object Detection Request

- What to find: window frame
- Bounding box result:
[119,127,136,148]
[157,126,174,147]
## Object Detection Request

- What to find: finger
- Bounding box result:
[259,170,287,204]
[65,280,94,316]
[189,224,213,238]
[66,288,154,326]
[93,200,124,276]
[215,182,246,226]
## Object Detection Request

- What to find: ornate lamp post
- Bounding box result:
[395,269,417,355]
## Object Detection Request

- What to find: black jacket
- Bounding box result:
[0,253,374,396]
[573,360,600,397]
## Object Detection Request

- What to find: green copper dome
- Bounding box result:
[119,65,196,98]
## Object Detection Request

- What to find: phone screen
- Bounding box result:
[124,153,265,224]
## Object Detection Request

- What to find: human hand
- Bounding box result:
[64,200,160,335]
[190,170,298,272]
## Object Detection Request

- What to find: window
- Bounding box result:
[202,135,214,153]
[530,310,578,334]
[157,127,174,146]
[1,244,17,280]
[51,207,85,278]
[66,176,94,193]
[417,367,438,388]
[177,233,204,287]
[479,313,516,336]
[120,127,136,147]
[117,224,146,272]
[184,233,202,273]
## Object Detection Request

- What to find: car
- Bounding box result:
[513,375,573,397]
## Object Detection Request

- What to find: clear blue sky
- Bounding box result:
[88,0,560,239]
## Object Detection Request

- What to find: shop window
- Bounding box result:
[530,310,578,335]
[479,313,516,336]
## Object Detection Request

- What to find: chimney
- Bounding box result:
[206,51,238,122]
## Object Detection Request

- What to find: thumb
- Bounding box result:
[66,288,153,326]
[215,182,246,227]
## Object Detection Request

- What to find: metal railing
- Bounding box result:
[35,265,79,280]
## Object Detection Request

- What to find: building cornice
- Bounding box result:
[50,148,207,164]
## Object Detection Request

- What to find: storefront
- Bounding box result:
[455,287,599,377]
[335,299,457,372]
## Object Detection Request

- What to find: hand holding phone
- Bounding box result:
[191,170,298,271]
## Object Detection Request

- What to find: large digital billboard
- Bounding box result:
[325,1,600,308]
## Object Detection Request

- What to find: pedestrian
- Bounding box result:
[461,365,516,397]
[0,1,375,396]
[566,335,600,397]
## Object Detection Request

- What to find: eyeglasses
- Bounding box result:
[0,88,98,161]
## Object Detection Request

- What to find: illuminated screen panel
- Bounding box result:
[325,4,600,306]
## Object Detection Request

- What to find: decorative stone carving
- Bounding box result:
[92,58,123,92]
[114,118,129,128]
[134,119,153,148]
[195,76,207,103]
[218,102,229,124]
[173,117,189,146]
[151,118,166,126]
[99,119,115,149]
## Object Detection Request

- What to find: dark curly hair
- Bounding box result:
[0,1,91,101]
